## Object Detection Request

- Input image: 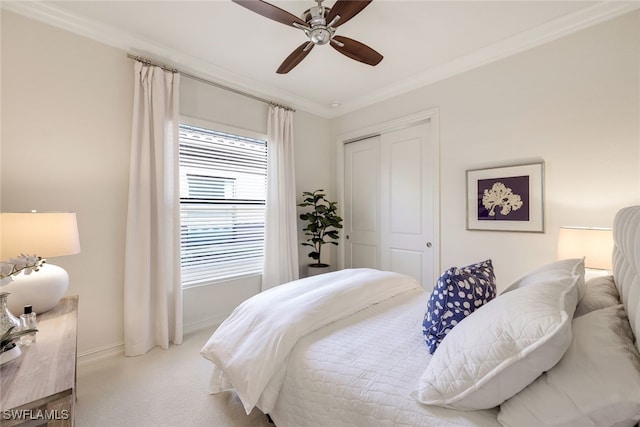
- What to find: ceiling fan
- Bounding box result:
[232,0,383,74]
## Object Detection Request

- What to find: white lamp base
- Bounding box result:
[0,264,69,316]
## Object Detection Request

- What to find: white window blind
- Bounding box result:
[179,123,267,287]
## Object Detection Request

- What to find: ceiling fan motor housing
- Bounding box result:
[302,6,334,45]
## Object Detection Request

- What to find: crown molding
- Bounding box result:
[337,1,640,116]
[3,1,638,119]
[1,1,332,117]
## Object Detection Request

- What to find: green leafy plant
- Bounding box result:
[298,189,343,267]
[1,326,38,353]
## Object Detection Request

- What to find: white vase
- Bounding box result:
[0,264,69,316]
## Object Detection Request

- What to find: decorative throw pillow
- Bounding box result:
[414,258,583,410]
[498,304,640,427]
[573,275,619,317]
[422,259,496,354]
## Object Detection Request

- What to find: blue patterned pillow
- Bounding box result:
[422,259,497,354]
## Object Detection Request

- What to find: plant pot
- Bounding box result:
[307,264,331,277]
[0,343,22,365]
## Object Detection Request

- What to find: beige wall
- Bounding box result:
[1,11,132,356]
[333,11,640,289]
[293,110,336,272]
[1,10,334,356]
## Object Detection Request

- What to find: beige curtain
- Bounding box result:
[262,105,299,290]
[123,61,183,356]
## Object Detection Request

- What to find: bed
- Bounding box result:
[201,205,640,427]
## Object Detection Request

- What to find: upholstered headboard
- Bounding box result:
[612,205,640,352]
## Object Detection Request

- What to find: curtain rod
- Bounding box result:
[127,54,295,112]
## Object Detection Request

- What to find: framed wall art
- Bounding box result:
[466,162,544,232]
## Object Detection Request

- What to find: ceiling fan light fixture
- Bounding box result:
[310,27,332,45]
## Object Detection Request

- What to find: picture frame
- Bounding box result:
[466,162,544,232]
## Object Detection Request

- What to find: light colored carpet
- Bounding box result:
[76,328,273,427]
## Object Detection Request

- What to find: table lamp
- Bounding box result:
[0,212,80,315]
[557,226,613,279]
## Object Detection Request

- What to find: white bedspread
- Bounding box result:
[200,268,421,414]
[269,291,501,427]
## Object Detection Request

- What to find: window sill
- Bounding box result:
[182,272,262,290]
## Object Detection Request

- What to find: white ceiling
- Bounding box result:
[4,1,638,117]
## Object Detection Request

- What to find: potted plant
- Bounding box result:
[298,189,343,276]
[0,326,38,365]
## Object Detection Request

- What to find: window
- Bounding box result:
[179,121,267,287]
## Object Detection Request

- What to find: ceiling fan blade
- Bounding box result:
[326,0,372,28]
[232,0,306,27]
[330,35,383,66]
[277,42,314,74]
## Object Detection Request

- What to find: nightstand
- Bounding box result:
[0,296,78,426]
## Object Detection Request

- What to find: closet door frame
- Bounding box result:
[336,108,441,289]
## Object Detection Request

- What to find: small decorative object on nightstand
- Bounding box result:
[0,324,38,366]
[0,294,38,366]
[19,305,37,346]
[0,341,22,365]
[0,291,20,335]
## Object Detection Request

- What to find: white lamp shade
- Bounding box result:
[1,212,80,259]
[557,227,613,270]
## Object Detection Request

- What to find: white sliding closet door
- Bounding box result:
[380,123,434,285]
[343,122,435,286]
[344,136,381,270]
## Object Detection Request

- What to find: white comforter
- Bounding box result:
[270,291,501,427]
[200,268,421,414]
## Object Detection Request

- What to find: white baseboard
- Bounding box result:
[77,342,124,368]
[76,313,229,368]
[183,312,229,336]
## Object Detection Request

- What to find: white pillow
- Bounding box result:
[414,258,583,410]
[574,275,619,317]
[501,258,586,301]
[498,304,640,427]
